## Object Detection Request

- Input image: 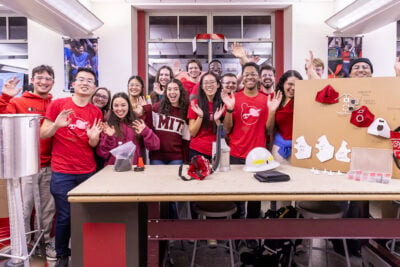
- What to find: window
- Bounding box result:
[9,17,27,40]
[146,13,274,93]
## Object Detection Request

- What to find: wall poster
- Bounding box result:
[327,36,362,78]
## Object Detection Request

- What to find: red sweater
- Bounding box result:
[96,123,160,166]
[150,103,190,162]
[0,92,53,167]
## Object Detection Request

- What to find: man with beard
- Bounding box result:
[222,62,269,219]
[260,65,275,96]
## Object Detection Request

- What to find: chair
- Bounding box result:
[296,201,351,267]
[190,202,237,267]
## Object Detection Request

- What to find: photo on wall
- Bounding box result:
[63,38,99,92]
[327,36,362,78]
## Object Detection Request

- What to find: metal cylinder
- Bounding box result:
[0,114,40,179]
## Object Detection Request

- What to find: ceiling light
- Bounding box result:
[34,0,103,34]
[325,0,397,32]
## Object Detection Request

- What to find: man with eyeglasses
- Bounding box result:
[190,59,223,99]
[40,67,103,267]
[222,62,270,219]
[0,65,57,260]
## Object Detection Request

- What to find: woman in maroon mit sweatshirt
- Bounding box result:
[150,79,190,165]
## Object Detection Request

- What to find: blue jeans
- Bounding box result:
[150,159,183,165]
[50,171,94,257]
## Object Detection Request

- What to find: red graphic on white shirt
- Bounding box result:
[241,103,261,125]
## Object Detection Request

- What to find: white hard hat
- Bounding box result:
[243,147,280,172]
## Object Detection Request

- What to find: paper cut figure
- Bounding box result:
[368,118,391,138]
[335,140,351,162]
[294,136,312,159]
[315,135,334,162]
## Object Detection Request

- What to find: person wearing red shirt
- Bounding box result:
[179,59,202,95]
[0,65,57,260]
[40,68,103,267]
[267,70,303,164]
[223,62,269,219]
[188,72,224,161]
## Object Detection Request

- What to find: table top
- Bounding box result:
[68,165,400,202]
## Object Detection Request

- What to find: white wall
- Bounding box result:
[289,1,336,78]
[28,20,67,99]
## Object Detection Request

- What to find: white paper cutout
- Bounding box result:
[335,140,351,163]
[367,118,391,138]
[294,136,312,159]
[315,135,335,162]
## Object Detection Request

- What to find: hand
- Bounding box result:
[132,96,147,116]
[102,122,116,137]
[231,42,247,59]
[213,104,225,122]
[2,76,22,97]
[87,118,103,140]
[305,50,319,79]
[54,109,73,129]
[132,119,146,134]
[172,60,180,76]
[190,101,204,118]
[221,90,235,110]
[153,82,163,95]
[268,90,283,112]
[395,57,400,77]
[137,96,147,106]
[249,55,261,64]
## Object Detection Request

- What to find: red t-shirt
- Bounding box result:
[187,99,215,156]
[45,97,103,174]
[275,99,294,141]
[180,78,197,95]
[189,82,200,99]
[229,91,269,159]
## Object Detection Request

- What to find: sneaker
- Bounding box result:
[55,256,69,267]
[207,239,218,248]
[45,242,57,261]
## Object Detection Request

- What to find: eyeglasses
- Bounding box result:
[203,81,217,86]
[35,76,53,82]
[94,94,108,100]
[76,77,95,85]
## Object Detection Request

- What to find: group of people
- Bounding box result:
[1,40,400,266]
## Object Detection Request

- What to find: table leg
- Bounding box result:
[147,202,160,267]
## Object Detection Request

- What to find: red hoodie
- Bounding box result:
[0,91,53,167]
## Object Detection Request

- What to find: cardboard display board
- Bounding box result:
[292,77,400,178]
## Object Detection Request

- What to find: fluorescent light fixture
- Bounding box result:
[34,0,103,34]
[325,0,397,31]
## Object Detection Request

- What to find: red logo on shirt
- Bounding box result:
[241,103,261,125]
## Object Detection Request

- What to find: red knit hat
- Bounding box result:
[350,106,375,127]
[315,85,339,104]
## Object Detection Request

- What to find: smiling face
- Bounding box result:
[260,69,275,89]
[350,62,372,78]
[221,76,238,94]
[283,76,298,99]
[72,71,96,97]
[187,62,201,80]
[201,74,218,100]
[31,71,54,97]
[209,61,222,77]
[92,89,109,109]
[242,65,259,90]
[128,78,143,97]
[158,68,171,87]
[166,82,181,107]
[112,96,129,119]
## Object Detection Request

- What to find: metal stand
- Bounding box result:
[0,177,45,267]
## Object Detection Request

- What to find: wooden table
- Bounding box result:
[69,165,400,267]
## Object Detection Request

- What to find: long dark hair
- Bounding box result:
[197,72,223,133]
[275,70,303,109]
[127,75,145,97]
[107,92,137,139]
[160,79,189,119]
[91,87,111,116]
[156,65,174,89]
